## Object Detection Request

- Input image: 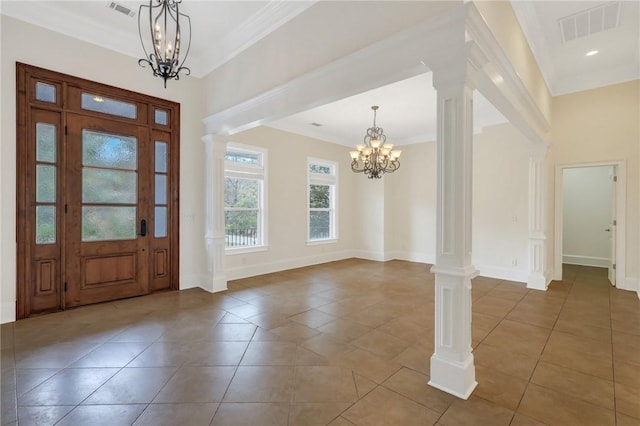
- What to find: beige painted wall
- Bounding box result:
[550,80,640,289]
[0,16,207,322]
[223,126,356,278]
[474,0,552,124]
[383,122,530,281]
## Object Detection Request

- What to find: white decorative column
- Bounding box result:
[527,142,549,290]
[428,45,484,400]
[202,134,228,292]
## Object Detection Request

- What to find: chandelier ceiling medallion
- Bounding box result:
[138,0,192,87]
[350,106,402,179]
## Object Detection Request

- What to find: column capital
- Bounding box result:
[528,141,550,161]
[431,41,488,96]
[202,134,229,146]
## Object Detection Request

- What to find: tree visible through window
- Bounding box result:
[224,145,266,249]
[308,159,337,241]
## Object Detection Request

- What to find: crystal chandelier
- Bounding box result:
[138,0,192,88]
[350,106,402,179]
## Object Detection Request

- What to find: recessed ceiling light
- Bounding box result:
[310,122,323,127]
[586,50,599,57]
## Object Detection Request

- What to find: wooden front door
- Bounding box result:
[64,114,151,307]
[17,63,180,318]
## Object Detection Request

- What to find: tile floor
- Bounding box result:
[1,259,638,425]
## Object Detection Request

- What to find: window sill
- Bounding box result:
[306,238,338,246]
[225,245,268,255]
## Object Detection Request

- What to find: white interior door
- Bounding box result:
[607,168,616,286]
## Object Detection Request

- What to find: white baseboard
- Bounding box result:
[619,276,639,293]
[389,251,435,264]
[352,250,391,262]
[562,254,609,268]
[1,301,15,324]
[179,274,210,290]
[474,264,528,284]
[225,250,355,281]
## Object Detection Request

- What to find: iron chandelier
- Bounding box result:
[138,0,192,87]
[350,106,401,179]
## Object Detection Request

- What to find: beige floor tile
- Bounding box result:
[14,368,60,397]
[614,358,640,387]
[290,403,351,426]
[616,412,640,426]
[327,416,357,425]
[68,342,150,368]
[16,406,74,426]
[382,367,454,414]
[223,366,294,402]
[269,323,320,343]
[153,366,235,403]
[615,382,640,420]
[392,343,432,376]
[212,402,289,425]
[330,348,401,384]
[240,341,298,366]
[438,396,514,426]
[18,368,118,406]
[186,341,249,366]
[316,319,372,343]
[352,329,410,360]
[56,404,146,426]
[289,309,337,329]
[294,366,358,402]
[353,374,377,398]
[554,317,612,343]
[295,347,330,366]
[302,333,354,359]
[509,413,548,426]
[127,341,195,367]
[518,383,615,426]
[531,361,615,409]
[82,367,176,404]
[343,386,441,426]
[472,296,518,319]
[134,403,218,426]
[474,365,528,410]
[482,320,551,357]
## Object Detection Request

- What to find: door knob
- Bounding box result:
[140,219,147,237]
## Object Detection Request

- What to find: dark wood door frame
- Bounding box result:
[16,63,181,319]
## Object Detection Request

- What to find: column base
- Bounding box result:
[527,273,548,291]
[200,273,228,293]
[428,352,477,399]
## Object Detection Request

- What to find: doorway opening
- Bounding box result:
[16,63,181,319]
[554,161,626,288]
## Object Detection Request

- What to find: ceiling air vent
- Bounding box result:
[309,122,323,127]
[106,1,136,18]
[558,1,621,43]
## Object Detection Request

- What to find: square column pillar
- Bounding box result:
[429,79,478,399]
[527,143,549,290]
[202,134,228,293]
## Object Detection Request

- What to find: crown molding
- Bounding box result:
[1,2,140,60]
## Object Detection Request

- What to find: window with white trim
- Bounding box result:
[224,144,266,250]
[308,158,337,242]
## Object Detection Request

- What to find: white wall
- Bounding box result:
[380,122,530,282]
[222,126,356,279]
[472,123,530,282]
[562,166,613,267]
[0,16,207,323]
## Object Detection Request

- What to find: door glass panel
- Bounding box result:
[83,130,137,170]
[36,165,56,202]
[35,82,56,103]
[82,206,137,241]
[36,123,56,163]
[83,169,137,203]
[36,206,56,244]
[155,174,167,205]
[155,109,168,125]
[155,206,167,238]
[81,93,137,119]
[155,142,168,173]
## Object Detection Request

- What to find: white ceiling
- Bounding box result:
[1,1,637,145]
